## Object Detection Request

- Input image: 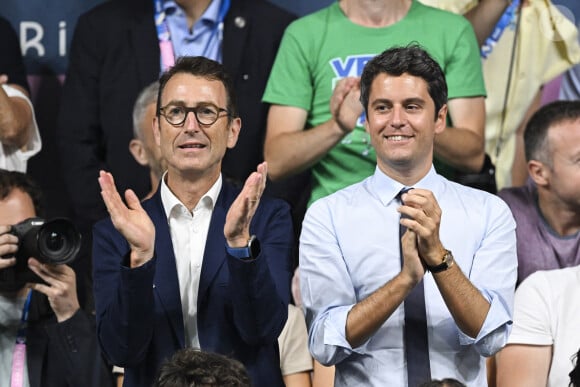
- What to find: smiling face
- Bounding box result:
[365,72,446,180]
[153,73,240,182]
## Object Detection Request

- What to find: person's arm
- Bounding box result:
[28,258,80,322]
[0,82,34,149]
[264,77,362,180]
[345,227,424,347]
[93,171,157,366]
[495,344,552,387]
[284,372,312,387]
[399,189,490,337]
[28,258,115,386]
[434,97,486,173]
[312,361,335,387]
[464,0,511,46]
[224,162,293,343]
[279,305,314,387]
[300,195,425,363]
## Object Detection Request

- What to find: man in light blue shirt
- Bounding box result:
[161,0,226,63]
[300,45,518,387]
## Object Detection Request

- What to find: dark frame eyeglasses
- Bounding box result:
[159,103,231,126]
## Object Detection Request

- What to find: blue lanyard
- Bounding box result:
[15,291,32,345]
[481,0,521,59]
[153,0,230,71]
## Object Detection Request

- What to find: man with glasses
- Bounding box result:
[92,56,294,387]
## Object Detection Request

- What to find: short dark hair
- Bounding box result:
[360,44,448,120]
[153,349,251,387]
[0,169,43,217]
[524,100,580,165]
[156,56,238,120]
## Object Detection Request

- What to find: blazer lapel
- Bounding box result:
[197,184,234,304]
[222,0,249,80]
[147,191,185,347]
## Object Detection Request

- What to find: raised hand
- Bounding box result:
[330,76,363,133]
[98,170,155,268]
[28,258,80,322]
[398,188,447,267]
[400,228,426,285]
[224,162,267,248]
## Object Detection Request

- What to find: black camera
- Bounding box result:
[0,217,82,289]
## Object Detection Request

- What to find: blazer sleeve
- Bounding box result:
[45,309,115,387]
[92,218,157,366]
[226,199,294,345]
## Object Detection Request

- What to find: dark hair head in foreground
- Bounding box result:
[153,348,251,387]
[0,169,43,217]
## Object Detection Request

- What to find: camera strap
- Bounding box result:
[10,290,32,387]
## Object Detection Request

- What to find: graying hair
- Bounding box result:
[132,82,160,139]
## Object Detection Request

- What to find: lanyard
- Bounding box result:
[10,291,32,387]
[153,0,231,72]
[481,0,521,59]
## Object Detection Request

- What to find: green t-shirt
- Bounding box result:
[263,0,485,205]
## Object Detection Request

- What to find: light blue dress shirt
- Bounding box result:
[164,0,224,62]
[300,166,518,386]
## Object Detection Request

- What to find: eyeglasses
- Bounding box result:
[159,103,231,126]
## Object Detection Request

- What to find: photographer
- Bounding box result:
[0,169,114,387]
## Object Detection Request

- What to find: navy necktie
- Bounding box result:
[398,188,431,387]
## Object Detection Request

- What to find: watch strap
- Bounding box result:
[226,245,251,259]
[225,235,260,261]
[426,250,454,273]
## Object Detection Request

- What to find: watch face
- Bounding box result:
[249,235,261,259]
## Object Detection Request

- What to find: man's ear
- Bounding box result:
[528,159,549,187]
[129,139,149,167]
[226,117,241,149]
[364,112,370,133]
[153,116,161,147]
[434,104,448,135]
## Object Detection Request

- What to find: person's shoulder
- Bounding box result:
[498,182,535,211]
[525,265,580,287]
[78,0,147,23]
[309,178,367,211]
[283,3,335,34]
[238,0,296,22]
[412,0,470,23]
[439,178,515,226]
[517,266,580,302]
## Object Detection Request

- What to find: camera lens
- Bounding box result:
[37,219,81,264]
[46,231,65,252]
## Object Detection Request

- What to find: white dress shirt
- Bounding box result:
[161,173,222,348]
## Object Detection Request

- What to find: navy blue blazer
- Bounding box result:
[92,182,294,387]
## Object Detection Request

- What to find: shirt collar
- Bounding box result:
[160,172,222,220]
[162,0,222,25]
[371,165,438,207]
